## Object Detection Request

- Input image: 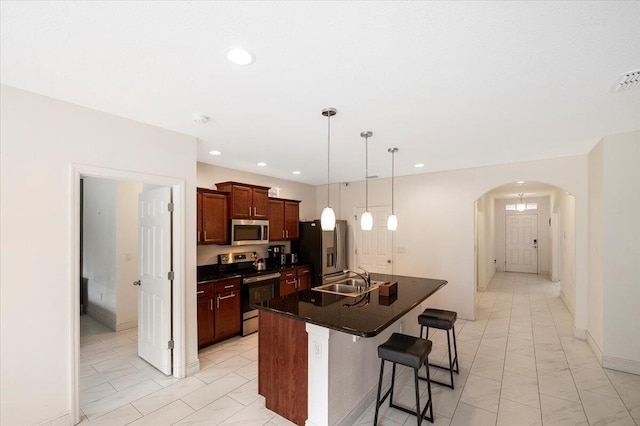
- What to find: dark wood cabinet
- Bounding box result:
[216,181,270,219]
[197,188,228,245]
[197,278,241,348]
[279,266,311,297]
[269,198,300,241]
[197,286,215,347]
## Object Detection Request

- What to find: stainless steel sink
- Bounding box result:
[312,279,383,297]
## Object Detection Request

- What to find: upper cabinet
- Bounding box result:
[216,182,269,219]
[197,188,228,245]
[269,198,300,241]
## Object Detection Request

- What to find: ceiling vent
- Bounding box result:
[613,69,640,92]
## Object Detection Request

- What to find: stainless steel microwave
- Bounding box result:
[230,219,269,246]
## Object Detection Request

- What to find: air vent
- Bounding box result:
[614,69,640,92]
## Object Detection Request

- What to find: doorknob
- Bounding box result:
[133,280,141,286]
[387,259,392,264]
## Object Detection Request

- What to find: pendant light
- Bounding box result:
[360,131,373,231]
[320,108,337,230]
[517,193,526,212]
[387,148,398,230]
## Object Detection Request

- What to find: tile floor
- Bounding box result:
[79,272,640,425]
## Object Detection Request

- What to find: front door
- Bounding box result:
[138,187,173,375]
[355,206,393,274]
[505,214,538,273]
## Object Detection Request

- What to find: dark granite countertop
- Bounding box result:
[197,264,310,284]
[255,273,447,337]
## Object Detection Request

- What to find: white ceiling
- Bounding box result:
[2,1,639,185]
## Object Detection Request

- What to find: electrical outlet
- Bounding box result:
[313,341,321,359]
[100,293,103,301]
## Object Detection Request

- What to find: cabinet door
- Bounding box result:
[215,291,241,340]
[280,278,298,296]
[201,192,228,244]
[268,199,284,241]
[231,185,253,219]
[252,188,270,219]
[197,192,203,244]
[197,298,215,347]
[284,201,299,240]
[297,274,311,291]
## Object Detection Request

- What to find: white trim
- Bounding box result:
[69,164,188,423]
[603,355,640,375]
[573,328,586,339]
[38,412,72,426]
[586,330,604,364]
[559,289,575,317]
[187,359,201,376]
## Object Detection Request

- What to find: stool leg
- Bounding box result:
[389,362,397,407]
[446,329,454,389]
[425,360,434,422]
[414,367,422,426]
[452,325,459,374]
[374,359,385,425]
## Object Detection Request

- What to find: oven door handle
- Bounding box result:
[243,272,281,283]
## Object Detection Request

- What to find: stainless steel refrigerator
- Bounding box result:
[293,220,347,287]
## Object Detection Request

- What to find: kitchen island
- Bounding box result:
[256,273,447,426]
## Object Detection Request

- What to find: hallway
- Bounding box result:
[78,272,639,425]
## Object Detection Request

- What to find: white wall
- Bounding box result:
[325,155,589,323]
[83,178,141,331]
[196,162,317,265]
[600,131,640,371]
[494,196,551,275]
[553,190,577,316]
[475,193,496,290]
[83,177,118,328]
[0,85,197,425]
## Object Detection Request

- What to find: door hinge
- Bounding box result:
[168,271,175,280]
[167,202,174,212]
[168,340,174,350]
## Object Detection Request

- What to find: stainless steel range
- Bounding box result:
[218,252,281,336]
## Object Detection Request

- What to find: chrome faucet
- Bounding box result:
[344,266,371,287]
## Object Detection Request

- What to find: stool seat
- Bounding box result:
[378,333,433,369]
[418,309,457,330]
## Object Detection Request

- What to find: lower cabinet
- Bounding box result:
[197,278,241,348]
[279,266,312,296]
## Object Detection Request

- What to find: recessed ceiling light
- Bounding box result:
[517,181,525,184]
[209,150,222,156]
[192,113,209,124]
[414,163,425,168]
[292,171,301,175]
[257,162,267,167]
[226,48,255,65]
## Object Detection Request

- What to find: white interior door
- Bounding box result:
[355,206,393,274]
[505,214,538,273]
[138,187,172,375]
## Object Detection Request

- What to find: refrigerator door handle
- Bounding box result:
[335,223,341,269]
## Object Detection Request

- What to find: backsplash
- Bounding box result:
[197,241,291,266]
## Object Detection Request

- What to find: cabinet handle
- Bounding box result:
[198,231,200,242]
[210,299,213,310]
[203,231,207,241]
[223,284,234,289]
[217,292,236,308]
[254,206,257,216]
[295,278,299,288]
[249,206,252,216]
[282,230,285,238]
[286,230,289,238]
[286,279,296,285]
[197,290,205,295]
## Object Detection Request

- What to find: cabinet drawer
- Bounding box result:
[215,279,241,294]
[280,269,296,279]
[197,283,214,299]
[296,267,311,277]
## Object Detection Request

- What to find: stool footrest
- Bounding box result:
[427,359,459,373]
[390,401,433,423]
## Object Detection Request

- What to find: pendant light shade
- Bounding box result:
[321,207,336,231]
[361,211,373,230]
[321,108,337,231]
[517,193,526,212]
[360,131,373,231]
[387,147,398,230]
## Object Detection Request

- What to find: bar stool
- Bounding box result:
[374,333,434,425]
[418,308,459,389]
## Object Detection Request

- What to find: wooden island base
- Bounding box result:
[258,310,308,426]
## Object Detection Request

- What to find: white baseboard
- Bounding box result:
[335,364,393,426]
[38,411,71,426]
[574,328,586,339]
[86,305,116,331]
[559,290,575,317]
[603,355,640,375]
[186,359,200,376]
[586,330,604,364]
[115,320,137,332]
